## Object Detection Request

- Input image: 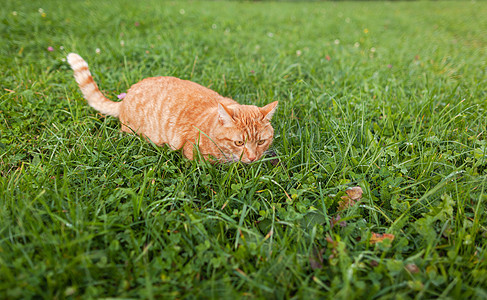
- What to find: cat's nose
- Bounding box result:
[248,155,257,162]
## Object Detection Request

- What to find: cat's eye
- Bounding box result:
[257,140,266,145]
[235,140,244,146]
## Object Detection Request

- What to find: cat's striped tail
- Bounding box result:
[67,53,120,117]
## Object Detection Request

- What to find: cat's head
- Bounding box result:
[211,101,278,163]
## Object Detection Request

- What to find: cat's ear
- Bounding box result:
[260,101,278,121]
[218,103,235,126]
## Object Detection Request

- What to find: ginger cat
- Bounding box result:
[67,53,278,163]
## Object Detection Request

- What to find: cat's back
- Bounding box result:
[118,76,234,148]
[120,76,237,124]
[126,76,224,104]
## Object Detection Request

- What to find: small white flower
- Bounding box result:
[38,8,44,13]
[59,46,64,50]
[370,47,376,53]
[212,24,217,29]
[345,17,351,23]
[179,9,185,15]
[296,50,302,56]
[120,40,125,47]
[354,42,360,48]
[12,11,18,16]
[95,48,101,54]
[61,58,66,62]
[334,39,340,45]
[267,32,274,38]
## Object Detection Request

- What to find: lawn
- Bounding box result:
[1,0,487,298]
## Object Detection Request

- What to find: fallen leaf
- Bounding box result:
[346,186,363,200]
[338,198,355,211]
[338,186,363,211]
[330,214,347,229]
[267,150,280,166]
[370,260,379,267]
[405,263,420,274]
[370,232,395,244]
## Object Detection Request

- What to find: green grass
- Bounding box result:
[1,0,487,298]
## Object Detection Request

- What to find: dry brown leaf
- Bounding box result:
[370,232,395,244]
[338,186,363,211]
[346,186,363,200]
[405,263,420,274]
[338,197,356,211]
[330,214,347,229]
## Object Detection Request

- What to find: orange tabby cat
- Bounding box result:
[67,53,278,163]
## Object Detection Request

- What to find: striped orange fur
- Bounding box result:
[67,53,278,163]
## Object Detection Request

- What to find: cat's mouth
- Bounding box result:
[222,153,254,164]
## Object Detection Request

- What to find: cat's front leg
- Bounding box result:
[182,142,194,160]
[182,141,220,163]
